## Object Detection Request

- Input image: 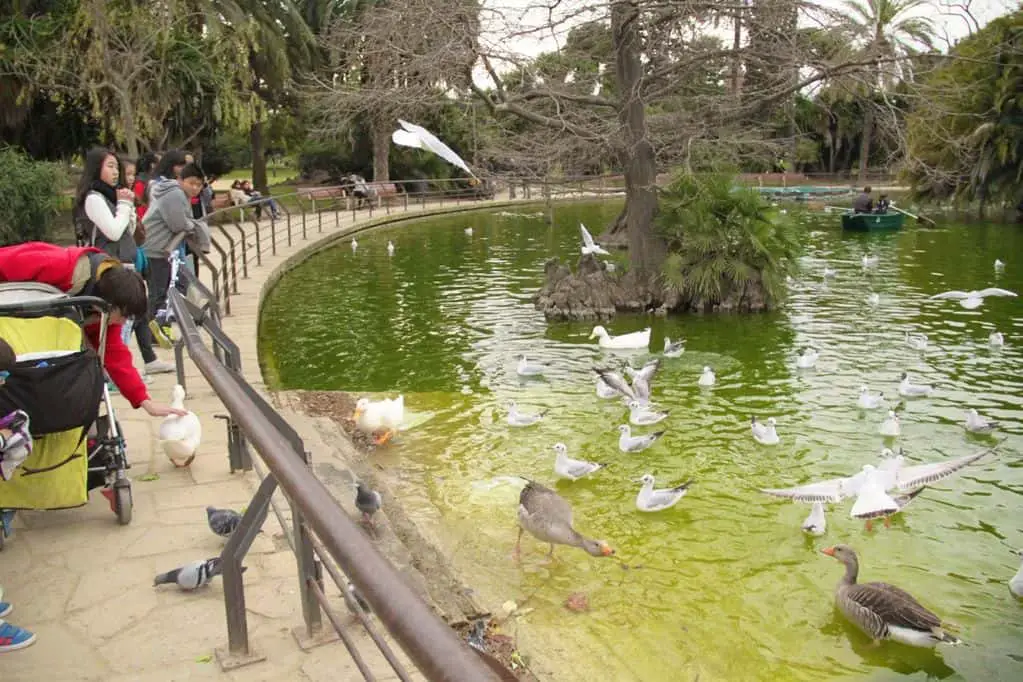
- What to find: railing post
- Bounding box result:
[302,210,307,240]
[292,449,325,643]
[270,213,277,256]
[286,212,292,247]
[230,221,249,279]
[214,225,239,294]
[318,208,323,233]
[251,218,262,266]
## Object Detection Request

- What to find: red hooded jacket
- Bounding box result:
[0,242,150,408]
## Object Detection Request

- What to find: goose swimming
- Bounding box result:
[822,545,961,648]
[515,480,614,561]
[928,287,1017,310]
[634,474,692,512]
[589,325,651,350]
[551,443,606,481]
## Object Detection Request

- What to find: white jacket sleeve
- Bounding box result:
[84,192,134,242]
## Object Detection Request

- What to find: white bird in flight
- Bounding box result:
[928,287,1017,310]
[579,223,610,255]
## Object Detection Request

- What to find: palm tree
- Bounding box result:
[838,0,936,179]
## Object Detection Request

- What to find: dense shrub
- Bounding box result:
[657,171,801,309]
[0,147,68,245]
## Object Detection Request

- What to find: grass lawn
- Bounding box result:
[218,166,299,185]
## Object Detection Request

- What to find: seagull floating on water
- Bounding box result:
[751,416,779,445]
[507,401,546,427]
[386,241,395,256]
[589,325,650,350]
[989,331,1004,347]
[964,408,999,434]
[634,474,692,512]
[516,355,546,377]
[879,410,901,437]
[857,386,885,410]
[579,223,610,256]
[617,424,664,453]
[464,227,473,236]
[552,443,607,481]
[994,259,1005,272]
[928,287,1017,310]
[350,238,358,251]
[796,348,818,369]
[1010,550,1023,598]
[663,336,684,357]
[899,372,933,398]
[802,501,826,536]
[905,332,928,351]
[628,400,668,426]
[862,255,879,268]
[823,266,838,278]
[698,366,716,387]
[867,293,880,306]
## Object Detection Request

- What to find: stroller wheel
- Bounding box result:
[113,481,132,525]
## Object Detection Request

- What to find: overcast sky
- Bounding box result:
[477,0,1019,63]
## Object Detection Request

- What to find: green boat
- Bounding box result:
[841,212,905,231]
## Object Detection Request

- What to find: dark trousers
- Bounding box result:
[147,255,172,322]
[135,316,157,363]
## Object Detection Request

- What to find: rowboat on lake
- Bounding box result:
[841,212,905,231]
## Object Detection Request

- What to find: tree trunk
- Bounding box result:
[731,2,743,94]
[858,103,873,181]
[117,90,139,160]
[371,116,391,182]
[251,115,268,194]
[611,1,665,276]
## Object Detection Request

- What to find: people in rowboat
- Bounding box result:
[874,194,890,214]
[853,186,874,213]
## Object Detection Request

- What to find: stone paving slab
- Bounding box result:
[0,198,524,681]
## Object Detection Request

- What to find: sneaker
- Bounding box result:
[148,320,174,350]
[144,359,175,375]
[0,603,11,618]
[0,620,37,652]
[106,381,120,395]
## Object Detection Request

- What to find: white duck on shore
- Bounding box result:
[353,395,404,444]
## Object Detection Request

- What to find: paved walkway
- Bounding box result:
[0,197,521,681]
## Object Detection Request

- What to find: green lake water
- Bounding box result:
[259,203,1023,681]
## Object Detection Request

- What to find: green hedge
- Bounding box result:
[0,147,68,245]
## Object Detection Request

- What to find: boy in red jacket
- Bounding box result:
[0,242,185,418]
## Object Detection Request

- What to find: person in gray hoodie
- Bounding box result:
[141,163,211,336]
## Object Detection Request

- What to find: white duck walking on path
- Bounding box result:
[635,474,692,512]
[158,385,201,467]
[579,223,610,256]
[515,480,614,561]
[628,400,668,426]
[506,401,546,427]
[589,325,651,350]
[899,372,933,397]
[663,336,684,357]
[858,386,885,410]
[796,348,818,369]
[879,411,901,437]
[353,395,404,444]
[928,287,1017,310]
[751,416,779,445]
[516,355,546,377]
[802,502,827,536]
[964,408,999,434]
[551,443,607,481]
[617,424,665,453]
[822,545,961,647]
[698,366,716,387]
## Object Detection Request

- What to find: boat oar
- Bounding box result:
[824,205,850,214]
[891,203,935,226]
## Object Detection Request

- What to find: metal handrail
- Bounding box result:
[167,290,500,682]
